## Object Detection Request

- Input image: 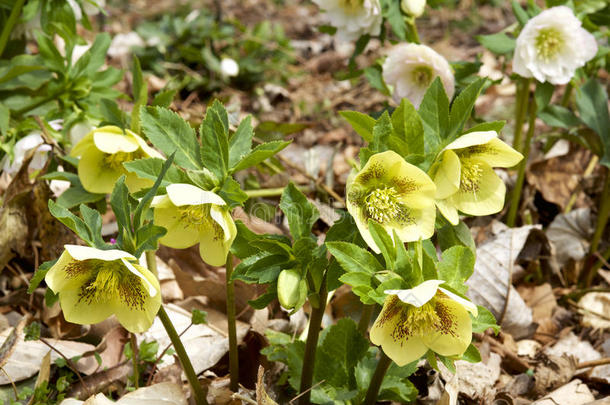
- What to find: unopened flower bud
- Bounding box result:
[401,0,426,17]
[277,269,303,310]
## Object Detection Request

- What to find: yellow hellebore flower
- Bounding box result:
[151,183,237,267]
[370,279,477,366]
[346,150,436,253]
[430,131,523,225]
[45,245,161,333]
[70,126,164,194]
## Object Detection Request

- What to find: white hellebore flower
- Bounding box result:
[312,0,382,42]
[108,32,145,59]
[513,6,598,85]
[220,58,239,77]
[401,0,426,18]
[382,43,455,108]
[371,279,477,366]
[2,133,51,175]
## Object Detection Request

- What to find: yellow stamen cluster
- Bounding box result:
[535,27,564,61]
[365,186,401,223]
[411,65,434,87]
[460,162,483,193]
[178,205,224,241]
[103,151,135,170]
[339,0,364,12]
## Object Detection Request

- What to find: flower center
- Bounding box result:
[339,0,364,12]
[178,205,224,240]
[365,186,402,223]
[459,161,484,193]
[535,27,564,61]
[411,65,434,87]
[103,151,136,170]
[67,260,147,309]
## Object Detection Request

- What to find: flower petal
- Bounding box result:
[198,226,230,267]
[125,171,154,193]
[69,131,95,157]
[452,161,505,216]
[93,129,139,154]
[130,131,164,159]
[77,148,124,194]
[438,287,478,316]
[432,150,460,200]
[210,206,237,243]
[385,279,443,307]
[388,204,436,242]
[436,199,459,225]
[166,183,226,207]
[45,250,91,293]
[64,245,136,261]
[422,297,472,357]
[444,131,497,151]
[153,206,201,249]
[466,137,523,168]
[58,285,115,326]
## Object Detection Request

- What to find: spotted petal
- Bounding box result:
[451,160,505,216]
[77,147,125,194]
[421,297,472,357]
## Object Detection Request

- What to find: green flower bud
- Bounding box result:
[277,269,303,310]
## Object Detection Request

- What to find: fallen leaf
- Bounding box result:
[577,292,610,330]
[62,382,187,405]
[546,208,593,267]
[531,379,594,405]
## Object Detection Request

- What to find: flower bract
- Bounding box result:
[312,0,382,42]
[151,183,237,266]
[429,131,523,224]
[346,150,436,253]
[512,6,597,85]
[370,279,477,366]
[45,245,161,333]
[382,43,454,108]
[70,126,163,194]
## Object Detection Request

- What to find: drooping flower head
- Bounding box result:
[70,126,163,194]
[1,133,52,175]
[513,6,597,85]
[429,131,523,225]
[312,0,382,42]
[45,245,161,333]
[370,279,477,366]
[346,151,436,253]
[382,43,454,108]
[151,183,237,267]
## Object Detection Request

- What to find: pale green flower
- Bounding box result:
[151,183,236,267]
[45,245,161,333]
[346,150,436,253]
[370,279,477,366]
[70,126,163,194]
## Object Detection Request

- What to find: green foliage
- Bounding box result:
[476,32,516,54]
[575,78,610,167]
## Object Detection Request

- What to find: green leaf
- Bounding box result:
[231,140,290,172]
[368,220,395,269]
[511,0,530,26]
[48,200,93,245]
[151,89,177,108]
[134,223,167,257]
[24,322,41,341]
[364,65,390,95]
[191,309,208,325]
[437,221,476,253]
[371,111,393,153]
[130,56,147,134]
[100,98,128,128]
[326,242,383,275]
[199,102,230,178]
[132,154,175,230]
[141,106,202,170]
[228,115,254,168]
[437,246,475,295]
[279,183,319,240]
[110,176,134,251]
[382,0,406,40]
[462,344,482,363]
[463,120,506,134]
[218,177,248,208]
[391,98,424,155]
[0,103,9,136]
[28,260,56,294]
[123,158,189,187]
[56,185,105,209]
[476,33,516,54]
[418,78,448,153]
[79,204,107,249]
[471,306,500,334]
[339,111,376,143]
[535,82,554,110]
[70,33,111,77]
[538,105,582,129]
[34,32,64,73]
[447,78,486,140]
[575,78,610,167]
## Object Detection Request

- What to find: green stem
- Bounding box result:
[357,304,375,334]
[147,252,208,405]
[225,252,239,392]
[587,245,610,288]
[588,167,610,267]
[560,81,573,107]
[0,0,26,57]
[405,17,420,44]
[512,78,531,153]
[130,333,139,389]
[362,350,392,405]
[507,87,537,227]
[298,285,328,405]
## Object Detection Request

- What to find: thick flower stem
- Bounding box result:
[358,304,375,334]
[362,350,392,405]
[298,286,328,405]
[225,252,239,392]
[507,90,537,227]
[146,252,208,405]
[512,78,531,153]
[584,167,610,286]
[0,0,26,57]
[405,17,420,44]
[130,333,139,389]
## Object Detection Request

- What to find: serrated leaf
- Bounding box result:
[279,183,319,240]
[437,246,475,295]
[463,120,506,134]
[123,158,189,187]
[447,78,486,140]
[151,89,177,107]
[56,185,105,209]
[228,115,254,168]
[48,200,93,245]
[471,305,500,334]
[326,242,383,275]
[200,104,229,178]
[231,140,290,172]
[368,220,396,270]
[340,111,376,143]
[141,106,202,170]
[418,78,448,153]
[391,98,424,155]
